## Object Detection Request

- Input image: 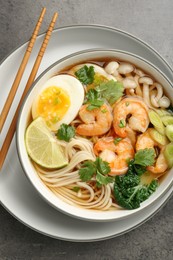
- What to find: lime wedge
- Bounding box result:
[25,117,68,168]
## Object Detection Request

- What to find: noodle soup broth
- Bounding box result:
[17,49,173,221]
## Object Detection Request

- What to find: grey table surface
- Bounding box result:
[0,0,173,259]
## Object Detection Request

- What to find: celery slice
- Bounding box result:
[149,128,168,145]
[161,115,173,126]
[155,109,171,117]
[148,110,165,135]
[165,125,173,142]
[164,142,173,168]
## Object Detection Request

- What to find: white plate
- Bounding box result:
[0,25,173,241]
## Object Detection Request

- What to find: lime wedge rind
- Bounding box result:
[25,117,68,169]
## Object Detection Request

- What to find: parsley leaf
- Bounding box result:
[56,124,75,142]
[75,65,95,85]
[96,80,124,105]
[84,89,104,110]
[79,161,96,181]
[95,157,110,175]
[79,157,113,186]
[96,171,114,186]
[134,148,155,167]
[72,186,80,192]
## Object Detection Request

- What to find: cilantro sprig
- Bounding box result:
[134,148,155,167]
[84,80,124,110]
[79,157,114,186]
[56,124,75,142]
[75,65,124,109]
[75,65,95,85]
[84,89,104,110]
[96,80,124,105]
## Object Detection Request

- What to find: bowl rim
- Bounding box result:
[16,48,173,222]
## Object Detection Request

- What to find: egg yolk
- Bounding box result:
[37,86,70,126]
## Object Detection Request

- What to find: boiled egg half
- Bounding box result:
[32,74,84,131]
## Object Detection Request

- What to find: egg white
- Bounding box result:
[68,63,117,82]
[32,74,84,131]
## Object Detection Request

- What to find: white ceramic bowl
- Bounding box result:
[16,49,173,222]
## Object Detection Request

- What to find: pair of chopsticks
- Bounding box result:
[0,8,58,169]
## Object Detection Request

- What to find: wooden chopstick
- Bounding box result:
[0,7,46,133]
[0,12,58,170]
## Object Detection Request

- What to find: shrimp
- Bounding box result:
[136,130,168,174]
[113,97,149,139]
[94,137,134,175]
[76,103,113,136]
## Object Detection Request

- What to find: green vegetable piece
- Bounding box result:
[161,115,173,126]
[56,124,75,142]
[84,89,104,110]
[155,109,171,117]
[101,109,107,113]
[53,97,59,105]
[114,174,158,210]
[78,157,112,186]
[79,161,96,181]
[75,65,95,85]
[119,119,126,128]
[96,171,114,186]
[149,128,168,145]
[149,110,165,135]
[72,186,80,192]
[95,157,110,176]
[96,80,124,105]
[134,148,155,167]
[164,142,173,168]
[114,137,122,145]
[165,125,173,142]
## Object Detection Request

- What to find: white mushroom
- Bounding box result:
[139,76,154,107]
[134,68,145,77]
[118,62,134,75]
[104,61,122,81]
[138,76,154,86]
[158,96,171,108]
[123,78,137,89]
[134,75,143,97]
[104,61,119,74]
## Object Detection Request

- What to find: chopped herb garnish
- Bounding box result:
[134,148,155,167]
[56,124,75,142]
[101,109,107,113]
[54,97,59,105]
[72,186,80,192]
[84,89,104,111]
[96,80,124,105]
[114,137,122,145]
[79,157,114,186]
[126,102,129,106]
[119,119,126,128]
[51,116,59,124]
[75,65,95,85]
[79,161,96,181]
[81,78,124,110]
